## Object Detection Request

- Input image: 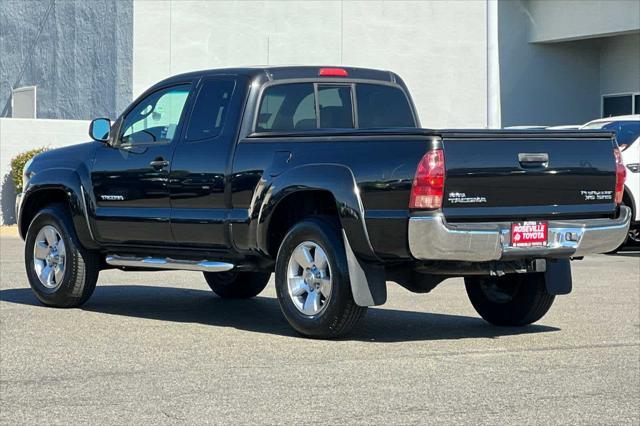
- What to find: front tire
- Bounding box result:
[465,273,554,326]
[275,218,366,339]
[203,270,270,299]
[25,204,100,308]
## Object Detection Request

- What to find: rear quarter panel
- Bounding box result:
[230,135,433,259]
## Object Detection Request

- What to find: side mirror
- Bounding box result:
[89,118,111,143]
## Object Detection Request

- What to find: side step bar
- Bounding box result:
[105,255,234,272]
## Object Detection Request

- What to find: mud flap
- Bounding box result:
[544,259,572,295]
[342,230,387,306]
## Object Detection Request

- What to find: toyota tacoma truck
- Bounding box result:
[16,66,631,338]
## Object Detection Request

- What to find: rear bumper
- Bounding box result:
[408,206,631,262]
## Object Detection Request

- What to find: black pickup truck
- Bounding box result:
[16,66,630,338]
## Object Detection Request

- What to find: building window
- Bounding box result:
[11,86,37,118]
[602,93,639,118]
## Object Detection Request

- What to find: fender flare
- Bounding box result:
[254,164,386,306]
[19,168,98,249]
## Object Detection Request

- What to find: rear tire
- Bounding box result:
[465,273,554,326]
[203,271,270,299]
[628,226,640,246]
[24,204,100,308]
[274,218,366,339]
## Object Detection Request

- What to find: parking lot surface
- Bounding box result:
[1,234,638,425]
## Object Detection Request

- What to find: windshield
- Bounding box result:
[582,120,640,146]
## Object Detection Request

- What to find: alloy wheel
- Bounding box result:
[33,225,66,289]
[286,241,332,316]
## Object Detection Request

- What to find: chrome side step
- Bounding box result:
[105,255,234,272]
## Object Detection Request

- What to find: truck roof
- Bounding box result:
[157,66,400,86]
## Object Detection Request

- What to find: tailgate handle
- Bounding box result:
[518,153,549,168]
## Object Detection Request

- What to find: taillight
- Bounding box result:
[614,147,626,204]
[409,149,445,209]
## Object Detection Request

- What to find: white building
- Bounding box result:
[130,0,640,128]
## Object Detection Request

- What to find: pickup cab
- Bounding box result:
[16,66,631,338]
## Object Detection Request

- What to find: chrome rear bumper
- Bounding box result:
[408,206,631,262]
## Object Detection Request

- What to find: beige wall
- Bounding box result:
[526,0,640,43]
[132,0,488,128]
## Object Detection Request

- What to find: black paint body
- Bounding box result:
[18,66,618,271]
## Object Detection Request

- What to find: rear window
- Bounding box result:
[255,82,415,132]
[257,83,316,132]
[318,85,354,129]
[356,84,415,128]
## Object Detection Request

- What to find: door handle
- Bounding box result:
[518,153,549,168]
[149,159,169,170]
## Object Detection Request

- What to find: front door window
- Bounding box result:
[119,85,190,145]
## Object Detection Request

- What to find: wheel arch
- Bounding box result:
[18,170,98,249]
[256,164,386,307]
[264,189,339,258]
[256,164,376,261]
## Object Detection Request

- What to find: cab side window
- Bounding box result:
[185,79,236,141]
[119,84,190,145]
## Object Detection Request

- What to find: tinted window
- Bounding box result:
[604,121,640,146]
[635,95,639,114]
[583,120,640,146]
[186,80,235,141]
[602,95,632,117]
[257,83,316,132]
[356,84,415,128]
[318,85,353,128]
[120,85,190,145]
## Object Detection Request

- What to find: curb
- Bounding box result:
[0,226,19,237]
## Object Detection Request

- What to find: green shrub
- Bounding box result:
[10,147,48,193]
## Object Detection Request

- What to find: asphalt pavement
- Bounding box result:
[1,234,638,424]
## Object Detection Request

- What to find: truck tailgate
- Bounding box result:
[440,131,617,221]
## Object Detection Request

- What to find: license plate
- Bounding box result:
[510,221,548,247]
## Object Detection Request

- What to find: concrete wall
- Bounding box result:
[499,0,601,127]
[500,1,640,126]
[0,0,133,120]
[0,118,90,225]
[526,0,640,43]
[132,0,488,128]
[600,33,640,96]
